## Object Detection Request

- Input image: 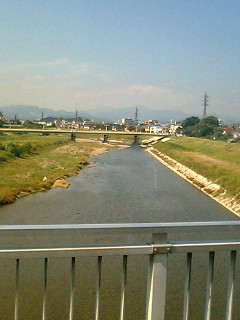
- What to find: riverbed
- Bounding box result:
[0,147,237,224]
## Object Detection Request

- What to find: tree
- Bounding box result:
[198,123,214,137]
[213,127,226,140]
[23,121,43,129]
[128,126,136,132]
[182,117,200,136]
[201,116,219,127]
[181,115,225,139]
[182,117,200,129]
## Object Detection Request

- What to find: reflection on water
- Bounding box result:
[0,147,239,319]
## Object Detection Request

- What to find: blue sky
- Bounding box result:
[0,0,240,119]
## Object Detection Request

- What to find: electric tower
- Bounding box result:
[135,107,139,132]
[202,92,209,118]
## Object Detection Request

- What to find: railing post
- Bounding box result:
[146,233,168,320]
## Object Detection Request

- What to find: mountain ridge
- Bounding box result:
[0,105,190,122]
[2,105,235,123]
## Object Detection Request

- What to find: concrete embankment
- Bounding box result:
[146,146,240,217]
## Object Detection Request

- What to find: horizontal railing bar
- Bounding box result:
[0,240,240,259]
[0,244,153,259]
[155,240,240,254]
[0,221,239,234]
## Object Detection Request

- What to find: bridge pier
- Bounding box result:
[71,133,76,141]
[133,135,140,145]
[102,134,109,143]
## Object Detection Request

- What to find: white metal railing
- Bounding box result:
[0,221,239,320]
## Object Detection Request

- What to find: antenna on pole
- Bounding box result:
[202,92,209,118]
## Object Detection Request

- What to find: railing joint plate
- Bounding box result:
[153,244,174,254]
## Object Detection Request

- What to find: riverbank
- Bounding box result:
[146,137,240,217]
[0,134,124,206]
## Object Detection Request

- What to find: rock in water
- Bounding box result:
[51,179,70,189]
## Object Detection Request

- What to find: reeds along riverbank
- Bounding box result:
[0,134,117,206]
[147,137,240,217]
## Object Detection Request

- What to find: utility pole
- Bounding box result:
[202,92,209,118]
[41,111,44,119]
[75,110,78,122]
[135,107,139,132]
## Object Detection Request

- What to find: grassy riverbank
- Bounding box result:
[0,133,116,205]
[153,137,240,199]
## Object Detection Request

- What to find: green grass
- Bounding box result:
[0,133,115,205]
[154,137,240,199]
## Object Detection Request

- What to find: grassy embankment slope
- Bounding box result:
[153,137,240,200]
[0,133,117,205]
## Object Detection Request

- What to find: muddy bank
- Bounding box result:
[1,141,127,206]
[146,146,240,217]
[13,160,89,203]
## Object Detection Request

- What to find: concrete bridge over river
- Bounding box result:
[0,127,169,144]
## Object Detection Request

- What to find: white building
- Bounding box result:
[149,125,163,134]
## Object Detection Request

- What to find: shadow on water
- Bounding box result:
[0,147,239,319]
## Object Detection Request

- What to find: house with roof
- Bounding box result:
[223,128,239,138]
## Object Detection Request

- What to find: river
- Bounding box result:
[0,147,239,320]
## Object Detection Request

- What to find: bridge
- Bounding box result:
[0,221,239,320]
[0,128,169,144]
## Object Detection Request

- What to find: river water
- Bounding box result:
[0,147,239,320]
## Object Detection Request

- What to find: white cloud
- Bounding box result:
[0,63,239,118]
[0,76,196,111]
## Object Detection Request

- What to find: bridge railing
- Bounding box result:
[0,221,240,320]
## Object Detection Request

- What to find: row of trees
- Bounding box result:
[180,116,231,140]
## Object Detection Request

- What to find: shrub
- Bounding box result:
[5,142,35,158]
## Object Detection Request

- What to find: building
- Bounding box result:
[169,124,182,135]
[121,118,135,126]
[223,128,239,138]
[0,111,7,123]
[83,120,96,130]
[146,120,159,125]
[149,125,163,134]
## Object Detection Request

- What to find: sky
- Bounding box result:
[0,0,240,119]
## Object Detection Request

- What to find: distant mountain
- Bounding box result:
[0,105,94,121]
[1,105,72,120]
[1,105,189,122]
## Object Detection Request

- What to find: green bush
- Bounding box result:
[1,142,36,159]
